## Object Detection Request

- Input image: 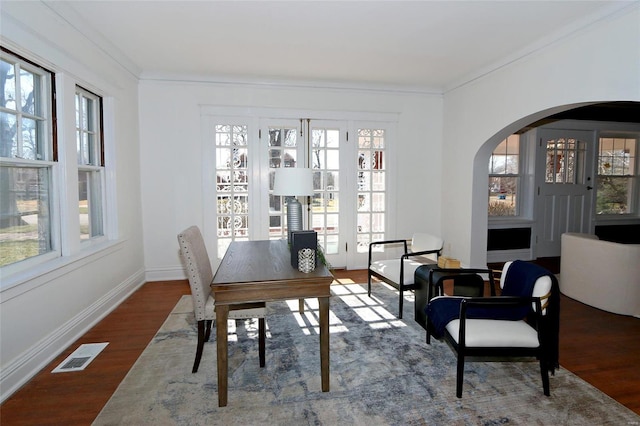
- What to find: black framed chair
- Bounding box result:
[368,233,443,318]
[426,260,559,398]
[177,226,267,373]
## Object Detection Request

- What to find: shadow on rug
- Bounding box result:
[94,282,640,425]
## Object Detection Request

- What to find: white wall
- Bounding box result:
[139,81,443,277]
[0,3,145,401]
[442,4,640,267]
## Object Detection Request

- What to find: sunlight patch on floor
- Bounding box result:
[280,283,408,334]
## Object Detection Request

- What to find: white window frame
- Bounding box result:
[488,131,536,225]
[595,132,639,218]
[76,86,105,242]
[0,49,59,276]
[488,135,522,218]
[0,47,115,290]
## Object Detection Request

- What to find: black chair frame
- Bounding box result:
[368,239,441,319]
[437,296,549,398]
[427,267,497,302]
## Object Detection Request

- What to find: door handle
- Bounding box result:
[587,186,593,190]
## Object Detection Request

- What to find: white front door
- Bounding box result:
[535,129,595,257]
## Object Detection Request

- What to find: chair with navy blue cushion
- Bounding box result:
[426,260,560,398]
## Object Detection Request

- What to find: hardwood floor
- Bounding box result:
[1,270,639,425]
[0,280,190,426]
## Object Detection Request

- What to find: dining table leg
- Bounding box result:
[216,304,229,407]
[319,296,330,392]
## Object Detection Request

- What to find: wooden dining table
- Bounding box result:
[211,239,334,407]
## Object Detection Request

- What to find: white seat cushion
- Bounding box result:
[203,295,266,321]
[446,319,540,348]
[370,258,425,285]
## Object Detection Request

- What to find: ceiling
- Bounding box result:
[47,0,636,92]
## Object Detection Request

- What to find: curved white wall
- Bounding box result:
[442,4,640,267]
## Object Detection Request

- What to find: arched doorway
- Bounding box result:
[475,101,640,270]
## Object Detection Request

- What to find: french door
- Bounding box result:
[261,119,348,267]
[206,109,393,269]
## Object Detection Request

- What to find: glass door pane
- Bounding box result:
[310,126,341,257]
[267,123,302,240]
[356,128,386,254]
[214,124,250,256]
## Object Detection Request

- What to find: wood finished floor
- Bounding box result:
[1,269,639,425]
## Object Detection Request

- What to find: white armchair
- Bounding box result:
[368,233,443,318]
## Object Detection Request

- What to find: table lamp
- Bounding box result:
[273,167,314,243]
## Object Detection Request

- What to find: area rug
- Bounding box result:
[93,282,640,425]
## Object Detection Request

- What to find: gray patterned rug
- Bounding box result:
[94,282,639,425]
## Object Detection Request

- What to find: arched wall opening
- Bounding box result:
[470,101,640,267]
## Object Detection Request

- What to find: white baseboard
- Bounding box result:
[0,269,146,403]
[145,266,186,282]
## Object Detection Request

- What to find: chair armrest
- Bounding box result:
[403,248,441,259]
[460,296,537,310]
[370,239,409,248]
[428,268,497,296]
[459,296,543,327]
[368,239,409,267]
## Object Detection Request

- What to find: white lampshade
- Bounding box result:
[273,167,314,196]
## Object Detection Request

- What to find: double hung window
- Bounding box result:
[596,136,638,215]
[1,47,109,277]
[76,87,104,240]
[488,135,520,217]
[0,50,55,267]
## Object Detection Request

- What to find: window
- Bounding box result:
[0,49,55,267]
[488,135,520,216]
[76,86,104,240]
[597,136,637,215]
[544,137,586,184]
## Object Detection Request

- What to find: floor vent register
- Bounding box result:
[52,342,109,373]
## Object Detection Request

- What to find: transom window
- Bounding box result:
[597,136,637,215]
[488,135,520,216]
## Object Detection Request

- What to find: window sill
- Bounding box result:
[488,218,535,228]
[594,215,640,225]
[0,239,125,302]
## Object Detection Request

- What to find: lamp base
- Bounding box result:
[287,198,303,243]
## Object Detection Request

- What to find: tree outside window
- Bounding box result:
[76,86,105,241]
[0,50,53,267]
[597,136,637,215]
[488,135,520,216]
